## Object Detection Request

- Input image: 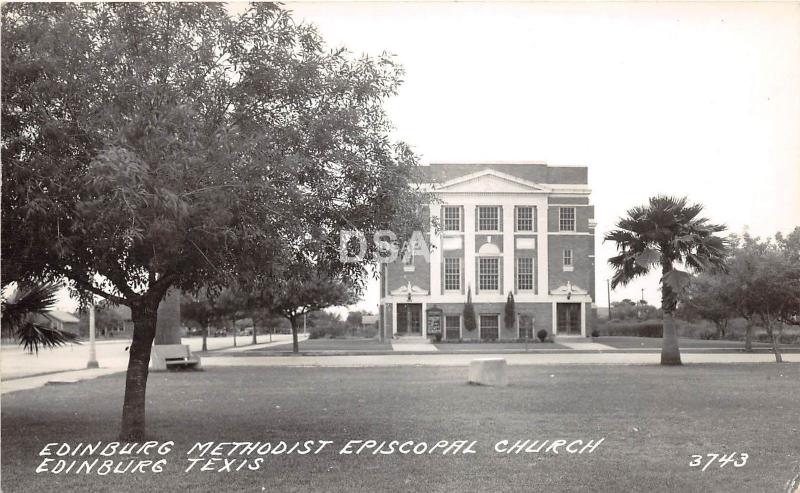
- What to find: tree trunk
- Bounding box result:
[202,325,208,352]
[661,311,682,365]
[660,262,682,366]
[290,317,299,353]
[744,323,753,352]
[252,325,257,345]
[766,322,783,363]
[120,301,159,441]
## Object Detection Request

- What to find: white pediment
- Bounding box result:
[435,170,550,193]
[550,282,588,296]
[390,282,429,297]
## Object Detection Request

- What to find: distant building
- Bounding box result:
[42,310,80,334]
[361,315,378,332]
[378,162,596,340]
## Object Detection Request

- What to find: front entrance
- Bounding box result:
[396,303,422,334]
[556,303,581,335]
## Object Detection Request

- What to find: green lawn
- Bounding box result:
[2,364,799,492]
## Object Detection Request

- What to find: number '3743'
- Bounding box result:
[690,453,748,471]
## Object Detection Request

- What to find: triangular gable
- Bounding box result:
[434,169,550,193]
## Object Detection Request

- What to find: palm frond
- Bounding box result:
[2,283,59,328]
[605,195,729,287]
[1,282,79,353]
[15,321,80,353]
[608,252,650,288]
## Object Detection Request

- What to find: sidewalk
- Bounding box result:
[0,334,300,395]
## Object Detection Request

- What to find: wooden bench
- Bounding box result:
[150,344,201,371]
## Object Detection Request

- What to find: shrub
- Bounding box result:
[591,329,599,338]
[537,329,548,342]
[463,287,477,332]
[601,320,663,338]
[308,324,347,339]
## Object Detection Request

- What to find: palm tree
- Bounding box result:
[605,196,728,365]
[1,282,79,353]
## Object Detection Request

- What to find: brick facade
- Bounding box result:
[380,162,596,339]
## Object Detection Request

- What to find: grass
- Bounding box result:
[3,364,800,492]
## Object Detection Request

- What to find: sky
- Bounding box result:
[279,0,800,314]
[54,1,800,314]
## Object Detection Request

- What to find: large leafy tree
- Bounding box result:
[679,272,736,339]
[605,196,728,365]
[725,231,800,361]
[2,3,427,439]
[253,267,357,353]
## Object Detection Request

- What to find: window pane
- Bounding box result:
[517,207,533,231]
[443,206,460,231]
[479,257,499,290]
[445,315,460,340]
[517,257,534,290]
[480,315,499,340]
[559,207,576,231]
[519,314,533,339]
[444,257,461,291]
[478,206,499,231]
[563,249,573,266]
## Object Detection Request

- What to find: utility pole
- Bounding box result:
[606,279,613,320]
[87,302,99,368]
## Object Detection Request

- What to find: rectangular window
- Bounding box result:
[480,315,499,341]
[444,257,461,291]
[516,207,534,231]
[519,314,534,339]
[559,207,576,231]
[443,206,461,231]
[478,206,499,231]
[479,257,499,291]
[517,257,534,291]
[445,315,460,340]
[563,249,573,270]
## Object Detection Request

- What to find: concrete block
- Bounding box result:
[468,358,508,387]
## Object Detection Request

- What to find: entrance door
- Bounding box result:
[396,303,422,334]
[556,303,581,335]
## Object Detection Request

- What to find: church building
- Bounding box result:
[378,162,596,341]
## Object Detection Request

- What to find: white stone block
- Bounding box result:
[468,358,508,386]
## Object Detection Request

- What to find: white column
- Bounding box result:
[87,303,99,368]
[392,301,398,336]
[538,204,549,296]
[503,206,515,294]
[430,213,442,298]
[580,301,587,337]
[464,205,476,294]
[551,301,558,336]
[421,301,427,337]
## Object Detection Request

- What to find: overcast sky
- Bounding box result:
[279,1,800,313]
[55,1,799,314]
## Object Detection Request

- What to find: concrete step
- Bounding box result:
[392,335,431,344]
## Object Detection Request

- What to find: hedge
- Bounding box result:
[601,320,663,338]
